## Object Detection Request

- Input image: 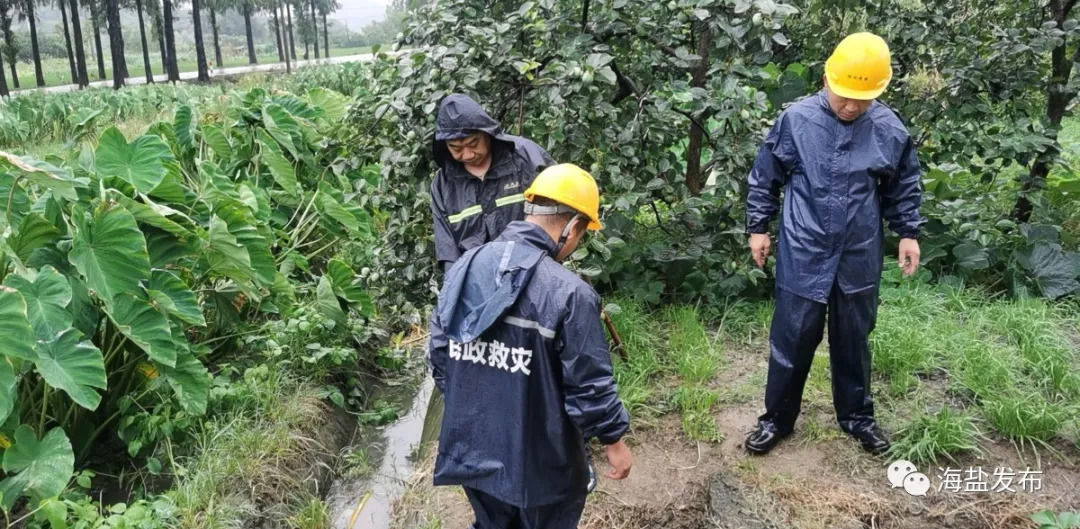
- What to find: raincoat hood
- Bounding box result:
[436,221,555,343]
[433,94,512,168]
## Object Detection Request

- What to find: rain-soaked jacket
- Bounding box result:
[746,90,925,303]
[431,94,555,272]
[428,221,629,508]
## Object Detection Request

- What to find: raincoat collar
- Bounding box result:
[496,221,558,257]
[816,89,875,124]
[436,221,554,344]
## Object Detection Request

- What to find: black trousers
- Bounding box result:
[465,488,586,529]
[759,284,879,434]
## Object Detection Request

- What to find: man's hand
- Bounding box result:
[603,439,632,480]
[898,238,920,277]
[749,233,771,268]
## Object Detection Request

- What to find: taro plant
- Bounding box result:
[0,84,375,514]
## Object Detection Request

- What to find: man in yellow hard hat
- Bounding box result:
[428,163,632,528]
[744,32,925,456]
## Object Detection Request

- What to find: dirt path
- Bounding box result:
[390,339,1079,529]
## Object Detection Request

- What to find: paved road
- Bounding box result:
[13,52,384,96]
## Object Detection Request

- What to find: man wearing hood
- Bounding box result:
[428,164,631,528]
[431,94,555,274]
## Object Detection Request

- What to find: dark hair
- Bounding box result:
[527,196,580,225]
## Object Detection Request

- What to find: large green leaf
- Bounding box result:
[0,359,16,425]
[318,192,363,234]
[257,130,299,196]
[261,104,301,157]
[327,259,374,316]
[306,87,350,124]
[316,275,347,326]
[158,341,209,415]
[0,172,31,228]
[218,206,276,286]
[68,203,151,307]
[0,151,78,202]
[148,162,191,204]
[1,426,74,507]
[953,242,989,271]
[205,215,253,284]
[9,213,61,263]
[201,124,232,159]
[35,328,107,411]
[174,105,196,152]
[4,266,72,342]
[67,277,100,339]
[109,191,192,239]
[148,269,205,327]
[95,128,173,194]
[0,286,36,362]
[106,293,177,367]
[1019,243,1080,300]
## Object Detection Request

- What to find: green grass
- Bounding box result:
[607,297,669,421]
[871,274,1080,456]
[665,304,723,384]
[165,368,333,529]
[888,407,984,465]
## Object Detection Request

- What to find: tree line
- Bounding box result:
[0,0,341,93]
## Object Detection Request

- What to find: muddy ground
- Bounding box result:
[389,343,1079,529]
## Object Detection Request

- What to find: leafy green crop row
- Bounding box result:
[0,82,377,515]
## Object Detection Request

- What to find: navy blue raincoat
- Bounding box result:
[428,221,629,508]
[746,90,925,303]
[431,95,555,272]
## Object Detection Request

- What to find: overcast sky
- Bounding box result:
[334,0,390,31]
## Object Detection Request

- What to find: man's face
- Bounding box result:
[824,77,874,122]
[446,132,492,167]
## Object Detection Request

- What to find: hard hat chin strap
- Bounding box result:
[524,202,581,259]
[553,214,583,260]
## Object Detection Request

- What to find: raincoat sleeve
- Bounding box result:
[430,172,461,272]
[428,312,448,394]
[745,114,792,234]
[881,134,924,239]
[559,287,630,445]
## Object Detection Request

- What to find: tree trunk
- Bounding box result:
[59,0,78,84]
[69,0,89,87]
[243,1,256,64]
[90,0,106,79]
[106,0,124,88]
[303,40,308,60]
[135,0,153,83]
[322,12,328,56]
[156,10,167,74]
[1014,0,1078,222]
[210,7,222,67]
[285,2,296,60]
[0,8,19,89]
[684,22,713,196]
[27,0,45,87]
[310,0,319,59]
[272,6,284,62]
[278,5,290,72]
[0,45,8,96]
[191,0,209,81]
[162,0,178,81]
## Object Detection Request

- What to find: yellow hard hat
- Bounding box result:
[524,163,603,230]
[824,32,892,100]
